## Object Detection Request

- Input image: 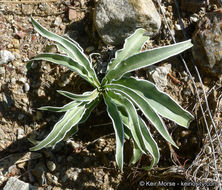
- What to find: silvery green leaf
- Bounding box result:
[112,77,194,128]
[107,28,149,71]
[38,101,82,112]
[103,40,193,84]
[30,17,100,87]
[108,91,159,168]
[63,97,101,140]
[28,53,94,86]
[103,92,124,172]
[108,91,146,154]
[78,97,101,124]
[30,103,87,151]
[104,83,178,148]
[57,89,99,101]
[130,142,142,165]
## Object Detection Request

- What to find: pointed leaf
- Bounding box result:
[30,103,87,151]
[138,118,159,168]
[38,101,81,112]
[30,17,100,87]
[57,89,99,101]
[130,142,142,165]
[28,53,94,86]
[79,97,101,124]
[103,92,124,172]
[103,40,193,84]
[63,125,78,141]
[107,28,149,71]
[108,91,147,154]
[108,91,159,168]
[112,77,194,128]
[104,83,178,148]
[63,97,101,140]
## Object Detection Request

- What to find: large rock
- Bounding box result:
[192,8,222,77]
[94,0,161,45]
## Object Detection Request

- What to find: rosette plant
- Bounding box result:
[28,17,194,172]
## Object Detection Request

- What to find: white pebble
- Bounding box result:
[24,83,30,92]
[17,128,24,139]
[175,24,182,31]
[54,17,62,26]
[205,146,212,154]
[47,161,56,172]
[0,67,5,75]
[19,77,26,83]
[18,114,25,120]
[0,50,15,65]
[11,78,16,84]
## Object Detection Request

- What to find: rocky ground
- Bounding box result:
[0,0,221,190]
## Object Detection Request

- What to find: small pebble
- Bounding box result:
[54,17,62,27]
[12,39,20,49]
[69,8,77,21]
[35,111,42,121]
[43,65,47,70]
[175,23,182,30]
[180,130,191,137]
[67,156,73,162]
[190,14,199,22]
[205,145,212,154]
[24,83,30,92]
[0,50,15,65]
[16,30,26,39]
[17,128,24,139]
[21,97,29,104]
[7,44,13,49]
[46,173,58,185]
[0,67,5,75]
[18,114,25,121]
[19,77,26,83]
[85,46,95,53]
[8,165,17,173]
[47,161,56,172]
[17,162,26,169]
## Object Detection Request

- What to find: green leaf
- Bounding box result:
[130,142,142,165]
[107,28,149,71]
[79,97,101,124]
[121,125,142,165]
[63,97,101,140]
[112,77,194,128]
[108,91,159,168]
[108,91,147,154]
[54,43,73,57]
[30,103,87,151]
[30,17,100,87]
[103,40,193,84]
[28,53,94,86]
[123,125,131,140]
[103,92,124,172]
[138,118,159,168]
[104,83,178,148]
[63,125,79,141]
[57,89,99,101]
[38,101,82,112]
